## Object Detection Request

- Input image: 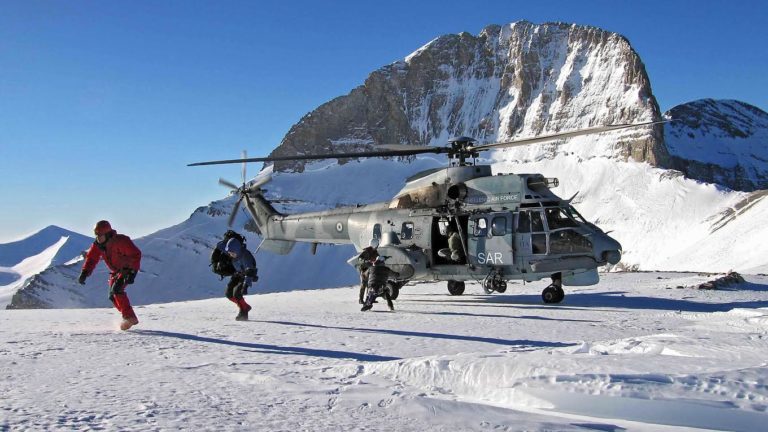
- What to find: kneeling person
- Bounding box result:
[361,256,398,312]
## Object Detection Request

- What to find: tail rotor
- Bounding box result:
[219,151,272,227]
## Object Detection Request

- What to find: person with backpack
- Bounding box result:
[78,220,142,330]
[361,256,398,312]
[212,230,258,321]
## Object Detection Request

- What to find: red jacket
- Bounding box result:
[82,231,142,276]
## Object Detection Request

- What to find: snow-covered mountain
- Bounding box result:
[7,21,768,309]
[0,226,91,307]
[663,99,768,191]
[271,21,667,172]
[6,193,364,309]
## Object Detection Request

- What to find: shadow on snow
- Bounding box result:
[258,320,575,350]
[404,290,768,313]
[133,329,400,362]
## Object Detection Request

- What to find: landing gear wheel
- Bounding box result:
[447,280,465,296]
[495,281,507,293]
[386,281,401,300]
[482,270,506,294]
[541,285,565,303]
[482,279,494,294]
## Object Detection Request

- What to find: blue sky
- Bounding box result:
[1,0,766,242]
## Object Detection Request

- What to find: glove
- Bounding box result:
[77,271,87,285]
[245,268,258,283]
[122,268,137,284]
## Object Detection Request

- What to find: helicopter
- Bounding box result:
[189,121,664,304]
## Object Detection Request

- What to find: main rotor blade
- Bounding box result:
[241,150,247,184]
[470,120,670,152]
[188,147,446,167]
[375,144,436,152]
[218,178,239,191]
[227,195,243,227]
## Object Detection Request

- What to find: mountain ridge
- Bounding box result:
[0,225,90,267]
[663,99,768,191]
[270,21,667,173]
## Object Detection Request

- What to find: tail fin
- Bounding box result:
[243,172,296,255]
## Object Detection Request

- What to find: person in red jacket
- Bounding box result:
[78,220,142,330]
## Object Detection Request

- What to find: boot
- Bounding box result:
[360,304,372,312]
[235,304,251,321]
[120,316,139,331]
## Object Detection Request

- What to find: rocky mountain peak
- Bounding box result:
[269,21,666,172]
[663,99,768,191]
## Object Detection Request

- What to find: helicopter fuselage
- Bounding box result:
[244,165,622,288]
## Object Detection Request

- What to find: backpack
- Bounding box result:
[210,230,247,278]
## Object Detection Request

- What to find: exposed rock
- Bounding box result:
[691,271,745,290]
[270,21,666,172]
[664,99,768,191]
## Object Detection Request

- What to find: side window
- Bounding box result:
[517,212,531,233]
[531,211,546,254]
[401,222,414,240]
[491,216,506,236]
[473,218,488,237]
[531,211,544,232]
[373,224,381,241]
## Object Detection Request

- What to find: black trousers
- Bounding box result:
[225,274,248,299]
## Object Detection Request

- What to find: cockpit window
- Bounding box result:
[545,207,578,229]
[549,229,592,254]
[564,206,587,224]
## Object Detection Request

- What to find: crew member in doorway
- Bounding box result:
[447,225,465,263]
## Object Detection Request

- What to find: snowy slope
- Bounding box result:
[2,272,768,430]
[0,226,91,308]
[664,99,768,191]
[0,225,90,267]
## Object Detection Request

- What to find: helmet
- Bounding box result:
[225,238,242,256]
[94,220,113,236]
[369,238,380,249]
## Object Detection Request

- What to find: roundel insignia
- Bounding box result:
[336,222,343,232]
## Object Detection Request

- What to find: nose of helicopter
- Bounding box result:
[593,232,622,265]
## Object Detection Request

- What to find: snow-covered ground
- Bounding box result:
[2,272,768,431]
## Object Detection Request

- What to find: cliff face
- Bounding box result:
[663,99,768,191]
[271,21,667,172]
